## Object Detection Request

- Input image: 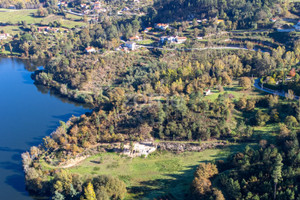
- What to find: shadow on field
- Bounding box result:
[127,160,217,200]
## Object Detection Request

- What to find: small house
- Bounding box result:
[270,18,277,22]
[155,23,169,30]
[160,36,176,44]
[9,5,16,9]
[216,19,224,24]
[125,42,136,50]
[0,33,10,40]
[175,36,187,44]
[129,35,141,41]
[144,27,152,32]
[122,7,130,12]
[85,46,96,53]
[38,26,50,33]
[204,89,211,96]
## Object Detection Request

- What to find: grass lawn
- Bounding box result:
[0,25,22,34]
[55,143,253,199]
[0,9,39,24]
[137,39,154,45]
[0,9,86,28]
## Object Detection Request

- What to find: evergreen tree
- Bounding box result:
[272,154,283,200]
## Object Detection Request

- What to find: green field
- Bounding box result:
[204,81,264,101]
[0,9,86,28]
[40,143,252,199]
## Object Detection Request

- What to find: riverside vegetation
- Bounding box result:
[0,0,299,199]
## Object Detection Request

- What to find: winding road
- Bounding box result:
[253,78,299,100]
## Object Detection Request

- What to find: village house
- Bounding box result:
[94,1,101,10]
[49,28,60,33]
[85,46,96,53]
[80,3,88,8]
[38,26,50,33]
[125,42,136,50]
[9,5,16,9]
[216,19,224,24]
[175,36,187,44]
[155,23,169,30]
[58,1,68,8]
[204,89,211,96]
[160,36,176,44]
[144,27,152,32]
[122,7,130,12]
[0,33,10,40]
[270,18,277,22]
[129,35,141,41]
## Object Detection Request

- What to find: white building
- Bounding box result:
[0,33,10,40]
[175,36,187,44]
[85,46,96,53]
[204,89,211,96]
[155,23,169,30]
[160,36,176,44]
[125,42,136,50]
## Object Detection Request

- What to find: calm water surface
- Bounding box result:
[0,58,90,199]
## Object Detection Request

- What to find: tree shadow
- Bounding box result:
[127,162,209,200]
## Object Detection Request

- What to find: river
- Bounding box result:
[0,58,90,199]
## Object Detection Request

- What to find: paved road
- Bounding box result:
[253,78,299,100]
[138,45,249,51]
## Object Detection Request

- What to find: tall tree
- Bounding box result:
[272,153,283,200]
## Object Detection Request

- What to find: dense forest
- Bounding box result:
[151,0,289,28]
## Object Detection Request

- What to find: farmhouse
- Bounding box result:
[155,23,169,30]
[85,46,96,53]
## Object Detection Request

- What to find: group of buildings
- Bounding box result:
[37,26,69,34]
[57,0,107,15]
[0,33,10,40]
[160,36,187,44]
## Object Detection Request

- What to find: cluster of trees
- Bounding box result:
[22,151,128,200]
[0,0,40,9]
[237,93,300,129]
[191,163,224,200]
[6,16,141,59]
[151,0,289,29]
[189,123,300,200]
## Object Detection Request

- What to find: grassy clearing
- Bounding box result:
[137,39,154,45]
[0,9,39,24]
[0,25,21,34]
[0,9,86,28]
[204,81,264,102]
[57,143,253,199]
